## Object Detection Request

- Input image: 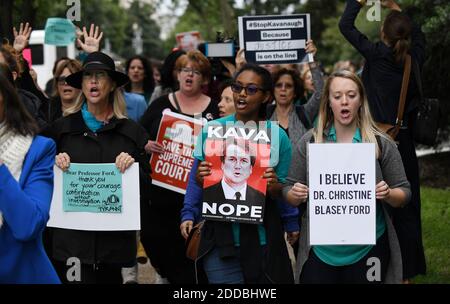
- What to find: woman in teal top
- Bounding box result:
[283,70,411,283]
[181,64,295,284]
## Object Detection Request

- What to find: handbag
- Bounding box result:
[412,61,441,146]
[375,55,411,141]
[185,221,204,261]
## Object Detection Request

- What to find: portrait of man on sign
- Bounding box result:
[202,138,266,224]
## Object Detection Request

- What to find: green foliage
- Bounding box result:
[121,1,164,60]
[7,0,164,60]
[413,187,450,283]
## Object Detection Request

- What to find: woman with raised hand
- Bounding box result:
[283,70,411,284]
[339,0,426,281]
[42,52,150,284]
[0,68,59,284]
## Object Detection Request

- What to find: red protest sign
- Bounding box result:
[150,109,203,194]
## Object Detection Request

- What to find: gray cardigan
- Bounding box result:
[282,129,411,284]
[270,62,324,148]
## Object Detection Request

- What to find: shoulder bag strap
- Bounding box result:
[172,92,183,113]
[412,58,425,103]
[395,54,412,128]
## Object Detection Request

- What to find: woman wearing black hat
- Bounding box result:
[42,52,151,284]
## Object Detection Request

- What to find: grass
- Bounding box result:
[412,187,450,284]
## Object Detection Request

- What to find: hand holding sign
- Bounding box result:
[288,182,309,205]
[13,22,32,52]
[55,153,71,172]
[115,152,135,173]
[196,161,212,186]
[145,140,164,154]
[305,39,317,62]
[77,24,103,54]
[375,180,391,200]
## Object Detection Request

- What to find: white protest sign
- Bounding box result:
[308,143,376,245]
[48,163,140,231]
[238,14,310,64]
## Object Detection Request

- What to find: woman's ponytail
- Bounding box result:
[382,11,412,64]
[393,38,411,64]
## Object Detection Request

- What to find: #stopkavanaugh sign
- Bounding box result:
[308,143,376,245]
[238,14,311,65]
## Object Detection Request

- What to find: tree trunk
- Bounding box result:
[0,0,14,41]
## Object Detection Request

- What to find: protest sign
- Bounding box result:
[150,109,203,194]
[22,48,32,68]
[62,163,122,213]
[308,143,376,245]
[48,163,140,231]
[238,14,310,64]
[176,31,202,52]
[202,123,271,224]
[44,18,76,46]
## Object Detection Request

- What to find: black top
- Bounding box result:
[339,0,426,125]
[42,112,150,264]
[139,93,219,211]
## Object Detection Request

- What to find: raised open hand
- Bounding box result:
[13,22,32,52]
[77,24,103,54]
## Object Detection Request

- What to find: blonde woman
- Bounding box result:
[282,70,411,284]
[43,52,150,284]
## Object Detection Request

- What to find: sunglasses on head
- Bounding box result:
[231,83,265,96]
[57,76,68,85]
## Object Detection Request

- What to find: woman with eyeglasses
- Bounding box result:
[180,64,295,284]
[139,50,219,284]
[47,59,82,123]
[42,52,150,284]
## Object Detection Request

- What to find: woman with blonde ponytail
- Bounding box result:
[339,0,426,282]
[283,70,411,283]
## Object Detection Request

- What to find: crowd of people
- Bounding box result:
[0,0,426,284]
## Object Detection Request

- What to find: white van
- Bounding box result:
[28,30,76,89]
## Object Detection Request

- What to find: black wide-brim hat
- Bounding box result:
[66,52,130,89]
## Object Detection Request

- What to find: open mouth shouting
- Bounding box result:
[89,86,100,98]
[236,98,247,110]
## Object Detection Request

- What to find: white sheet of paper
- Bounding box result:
[47,163,140,231]
[308,143,376,245]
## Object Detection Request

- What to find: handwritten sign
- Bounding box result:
[308,143,376,245]
[62,163,122,213]
[238,14,310,64]
[48,163,140,231]
[44,18,76,46]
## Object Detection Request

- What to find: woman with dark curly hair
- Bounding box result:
[124,55,155,104]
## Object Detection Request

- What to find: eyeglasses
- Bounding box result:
[82,71,108,80]
[180,67,202,76]
[275,82,294,90]
[231,83,265,96]
[57,76,68,85]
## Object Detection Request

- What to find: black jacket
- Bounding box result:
[18,89,48,130]
[42,111,151,264]
[339,0,426,125]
